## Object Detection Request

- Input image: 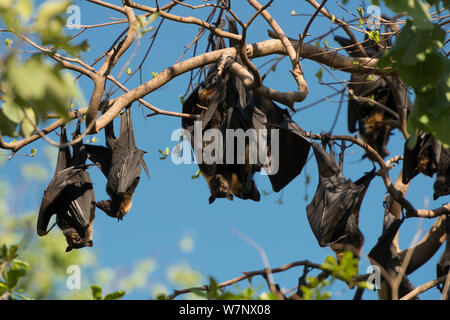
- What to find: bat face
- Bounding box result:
[306,143,375,257]
[207,174,234,204]
[85,105,149,220]
[63,225,93,252]
[37,125,96,252]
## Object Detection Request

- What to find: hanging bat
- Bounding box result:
[334,33,411,160]
[436,215,450,298]
[306,142,375,258]
[182,18,310,203]
[402,131,450,199]
[402,131,441,184]
[433,147,450,200]
[85,104,149,220]
[368,213,418,299]
[37,121,96,252]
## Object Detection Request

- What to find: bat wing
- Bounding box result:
[402,132,441,184]
[37,127,72,236]
[255,97,311,192]
[54,127,71,173]
[402,135,422,184]
[306,143,371,247]
[353,168,376,210]
[114,148,145,195]
[85,144,112,177]
[268,118,311,192]
[119,106,136,149]
[64,170,95,229]
[310,142,339,178]
[37,167,88,236]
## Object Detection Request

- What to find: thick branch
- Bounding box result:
[400,275,448,300]
[248,0,308,108]
[86,3,138,133]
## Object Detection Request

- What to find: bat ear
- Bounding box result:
[209,196,216,204]
[252,191,261,202]
[65,246,73,252]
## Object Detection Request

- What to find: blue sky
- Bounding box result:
[0,0,447,300]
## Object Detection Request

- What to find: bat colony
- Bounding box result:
[36,18,448,295]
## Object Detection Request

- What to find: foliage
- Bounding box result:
[0,244,30,300]
[90,285,125,300]
[0,0,87,139]
[374,0,450,146]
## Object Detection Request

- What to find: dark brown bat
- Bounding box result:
[182,18,310,203]
[37,122,96,252]
[368,213,418,299]
[334,33,411,160]
[433,147,450,200]
[85,104,149,220]
[306,142,375,258]
[402,131,450,199]
[402,131,441,184]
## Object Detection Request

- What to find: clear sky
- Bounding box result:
[0,0,447,300]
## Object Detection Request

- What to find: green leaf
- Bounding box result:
[17,0,33,21]
[36,0,70,26]
[104,290,126,300]
[191,170,201,179]
[91,285,102,300]
[6,264,27,289]
[1,100,25,123]
[5,38,13,48]
[367,30,380,44]
[357,7,364,17]
[0,282,8,295]
[315,68,323,82]
[19,107,36,138]
[1,244,7,258]
[147,12,160,24]
[11,259,30,270]
[8,245,18,259]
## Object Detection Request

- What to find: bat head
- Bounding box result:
[433,173,450,200]
[208,174,233,203]
[63,226,93,252]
